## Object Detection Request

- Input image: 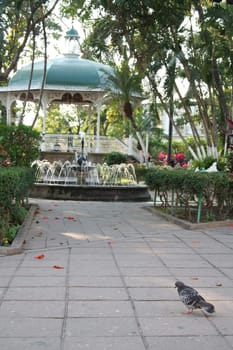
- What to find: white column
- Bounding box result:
[6,94,12,125]
[42,106,47,135]
[128,134,133,155]
[6,105,11,125]
[40,98,48,151]
[96,101,101,152]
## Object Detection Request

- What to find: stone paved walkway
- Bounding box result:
[0,199,233,349]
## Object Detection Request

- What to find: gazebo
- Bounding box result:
[0,27,114,153]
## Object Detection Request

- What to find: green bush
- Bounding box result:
[0,124,41,166]
[191,156,216,170]
[103,151,127,165]
[134,164,150,183]
[0,166,35,245]
[145,167,233,222]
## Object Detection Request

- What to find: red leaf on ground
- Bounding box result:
[43,216,49,220]
[34,254,45,259]
[192,240,200,244]
[53,265,64,269]
[64,216,75,220]
[191,277,199,280]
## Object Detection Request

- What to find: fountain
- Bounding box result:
[30,159,150,201]
[31,159,137,185]
[30,133,150,201]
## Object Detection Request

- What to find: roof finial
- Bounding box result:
[64,26,80,56]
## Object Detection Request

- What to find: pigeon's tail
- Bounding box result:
[197,301,215,313]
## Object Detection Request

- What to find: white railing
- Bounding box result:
[40,134,141,161]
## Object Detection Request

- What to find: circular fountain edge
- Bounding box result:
[30,183,151,202]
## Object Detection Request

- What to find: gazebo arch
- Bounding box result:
[0,27,113,153]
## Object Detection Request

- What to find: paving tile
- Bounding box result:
[0,318,63,337]
[0,276,12,287]
[172,276,233,288]
[15,266,66,276]
[69,265,119,276]
[9,276,66,287]
[211,317,233,335]
[4,287,66,300]
[67,300,134,317]
[69,275,124,287]
[225,336,233,347]
[0,338,60,350]
[69,287,128,300]
[170,267,227,277]
[63,336,145,350]
[65,317,139,337]
[128,287,177,301]
[146,336,232,350]
[0,300,65,318]
[203,254,233,268]
[120,266,172,276]
[139,316,218,336]
[1,199,233,349]
[135,300,185,317]
[124,276,175,288]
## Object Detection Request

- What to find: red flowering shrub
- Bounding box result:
[175,152,185,163]
[158,151,167,161]
[157,151,188,168]
[0,145,11,167]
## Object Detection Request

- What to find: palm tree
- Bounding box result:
[103,60,148,162]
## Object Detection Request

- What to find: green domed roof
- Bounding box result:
[9,55,113,91]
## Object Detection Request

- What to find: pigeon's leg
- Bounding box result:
[182,309,193,315]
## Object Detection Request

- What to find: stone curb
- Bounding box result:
[0,203,38,256]
[145,206,233,230]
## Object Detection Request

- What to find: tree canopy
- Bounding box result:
[2,0,233,160]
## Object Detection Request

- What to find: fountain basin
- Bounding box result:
[30,183,151,202]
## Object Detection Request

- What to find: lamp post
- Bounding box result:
[228,132,233,149]
[167,94,174,166]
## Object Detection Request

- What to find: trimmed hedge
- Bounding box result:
[103,152,128,165]
[0,167,35,245]
[145,168,233,222]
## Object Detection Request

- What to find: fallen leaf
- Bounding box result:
[192,240,200,244]
[35,231,43,237]
[48,209,53,212]
[43,216,49,220]
[54,217,60,220]
[53,265,64,269]
[34,254,45,259]
[191,277,199,280]
[64,216,75,220]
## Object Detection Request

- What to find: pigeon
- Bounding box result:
[175,280,215,314]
